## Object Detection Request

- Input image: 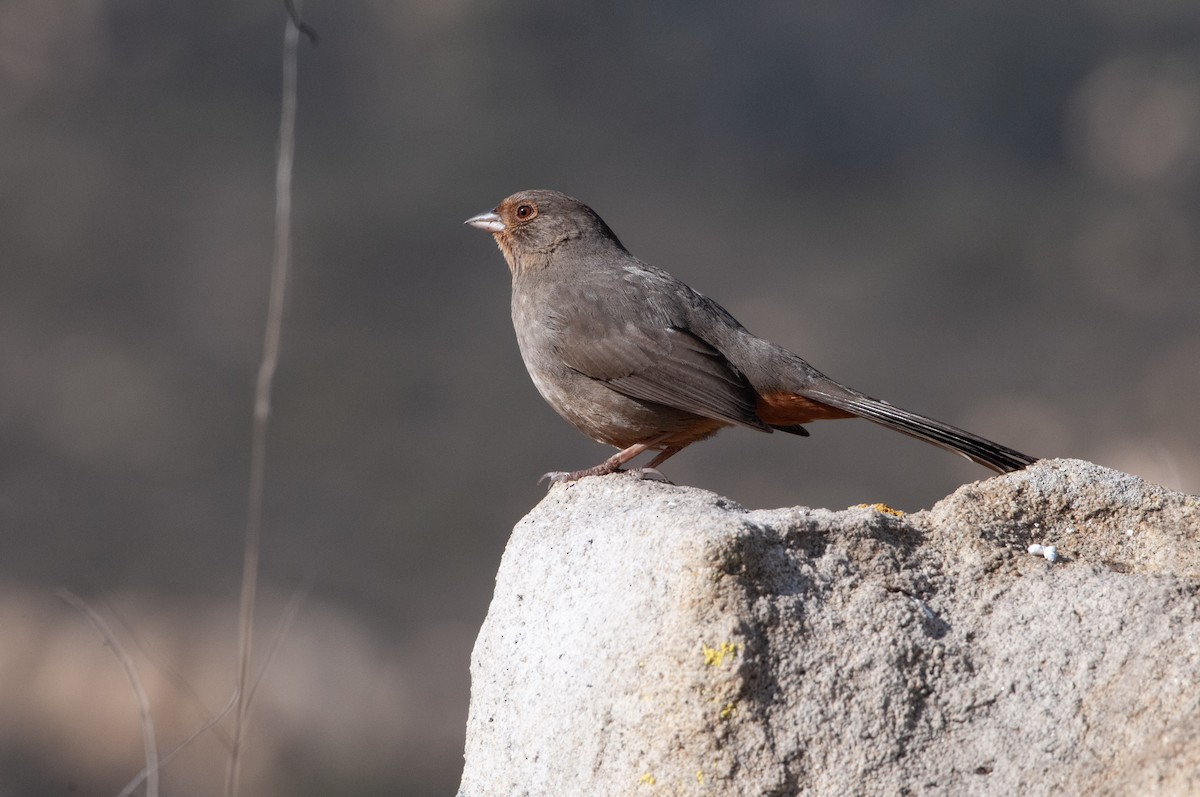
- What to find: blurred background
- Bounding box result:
[2,1,1199,794]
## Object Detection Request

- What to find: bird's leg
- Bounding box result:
[644,446,684,469]
[540,436,675,485]
[539,443,652,484]
[627,446,685,484]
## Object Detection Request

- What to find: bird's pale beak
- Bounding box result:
[465,210,505,233]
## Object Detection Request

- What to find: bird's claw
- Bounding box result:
[539,469,621,485]
[630,467,673,484]
[538,465,638,486]
[538,464,671,487]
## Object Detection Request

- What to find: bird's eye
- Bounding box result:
[515,203,537,220]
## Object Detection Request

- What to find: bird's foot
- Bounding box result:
[537,441,675,487]
[537,465,673,486]
[538,463,624,485]
[538,470,583,485]
[629,467,673,484]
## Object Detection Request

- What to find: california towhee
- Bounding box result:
[466,189,1036,483]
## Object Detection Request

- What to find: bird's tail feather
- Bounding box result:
[808,392,1037,473]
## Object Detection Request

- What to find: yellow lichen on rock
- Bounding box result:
[702,641,741,667]
[856,502,906,517]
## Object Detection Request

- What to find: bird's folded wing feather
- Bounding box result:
[556,322,768,431]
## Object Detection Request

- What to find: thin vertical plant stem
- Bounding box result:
[225,11,302,797]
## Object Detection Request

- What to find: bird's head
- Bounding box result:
[465,189,623,275]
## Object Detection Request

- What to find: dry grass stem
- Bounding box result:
[225,8,304,796]
[58,589,159,797]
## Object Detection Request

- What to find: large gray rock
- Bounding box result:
[457,459,1200,797]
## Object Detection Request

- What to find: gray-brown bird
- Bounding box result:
[466,190,1036,483]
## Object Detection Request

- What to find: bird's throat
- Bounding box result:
[493,233,520,275]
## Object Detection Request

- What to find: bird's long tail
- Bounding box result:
[807,391,1037,473]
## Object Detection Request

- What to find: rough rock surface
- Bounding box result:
[457,459,1200,797]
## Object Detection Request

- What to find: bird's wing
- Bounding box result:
[553,316,769,431]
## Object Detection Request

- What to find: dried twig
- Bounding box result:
[115,584,307,797]
[118,692,238,797]
[58,589,159,797]
[107,596,234,749]
[225,7,306,795]
[246,583,311,711]
[283,0,319,46]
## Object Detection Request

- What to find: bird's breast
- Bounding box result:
[509,286,726,448]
